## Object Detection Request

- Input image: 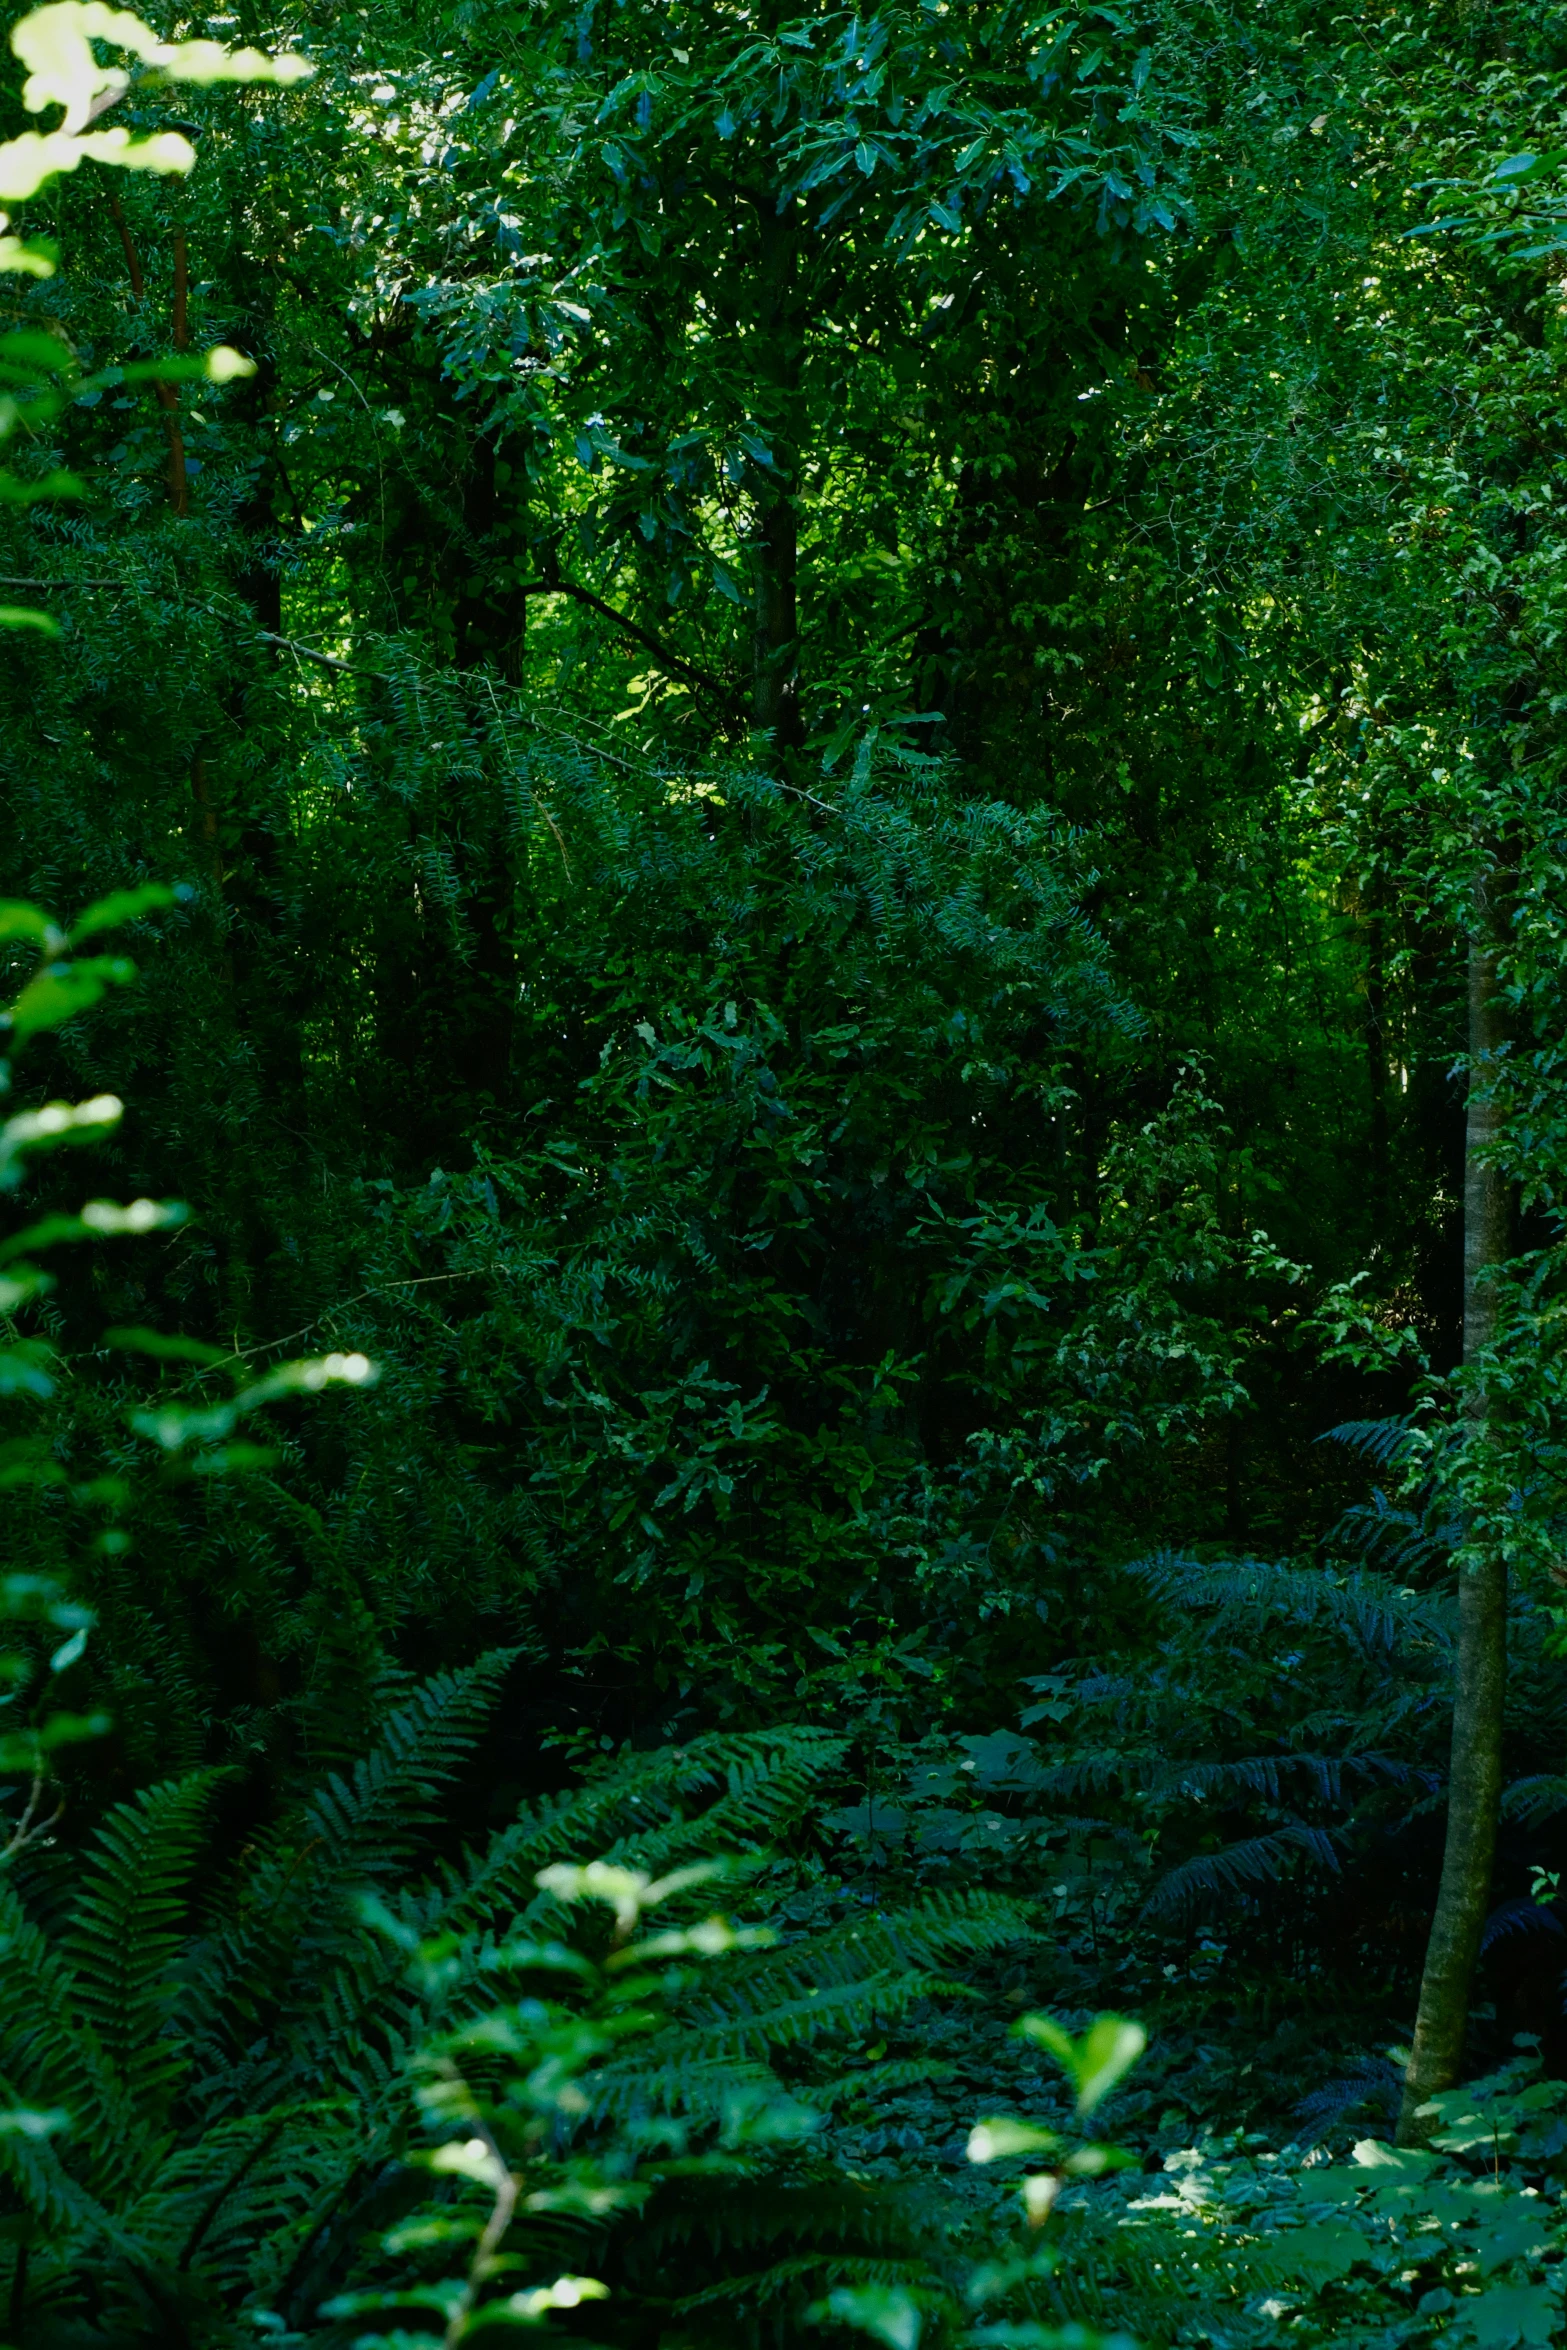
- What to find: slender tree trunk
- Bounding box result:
[1397,869,1511,2144]
[1364,881,1390,1228]
[104,186,189,513]
[753,491,799,748]
[168,227,190,515]
[190,748,223,895]
[750,200,802,755]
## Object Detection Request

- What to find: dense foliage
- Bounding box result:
[10,0,1567,2342]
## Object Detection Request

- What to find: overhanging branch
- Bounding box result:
[518,574,740,714]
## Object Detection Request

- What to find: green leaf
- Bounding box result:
[1461,2282,1561,2346]
[1489,149,1567,185]
[1262,2223,1367,2281]
[12,5,311,130]
[0,232,57,276]
[177,1442,278,1477]
[0,468,85,502]
[968,2116,1061,2162]
[102,1325,230,1368]
[1015,2013,1145,2114]
[130,1350,376,1450]
[0,1201,184,1262]
[962,2328,1138,2349]
[0,902,57,944]
[0,1708,109,1767]
[0,1335,55,1396]
[0,329,73,375]
[467,2276,609,2330]
[0,2108,67,2140]
[48,1625,87,1672]
[6,958,135,1041]
[67,884,180,944]
[0,1093,122,1189]
[813,2285,921,2350]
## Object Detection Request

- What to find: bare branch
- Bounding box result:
[519,575,739,713]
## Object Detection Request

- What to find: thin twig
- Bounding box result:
[522,698,668,777]
[104,183,145,295]
[440,2107,518,2347]
[249,577,736,707]
[1,1770,64,1865]
[255,628,378,677]
[518,574,738,709]
[769,774,843,819]
[188,1273,472,1373]
[307,340,390,579]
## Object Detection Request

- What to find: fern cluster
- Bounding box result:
[0,1685,1037,2344]
[807,1484,1567,2143]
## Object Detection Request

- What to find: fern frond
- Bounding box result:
[1041,2207,1237,2333]
[1293,2054,1401,2143]
[1142,1824,1340,1920]
[1502,1772,1567,1826]
[0,2059,129,2240]
[813,2057,955,2106]
[1330,1494,1447,1578]
[1157,1751,1422,1804]
[188,1651,519,2082]
[60,1772,223,2117]
[1122,1550,1450,1655]
[653,1968,959,2063]
[672,2252,944,2310]
[119,2101,364,2293]
[1024,1748,1419,1807]
[1322,1415,1417,1466]
[645,2172,942,2262]
[451,1726,847,1934]
[294,1572,414,1781]
[277,1729,850,2115]
[753,1890,1028,1985]
[585,2053,783,2129]
[1480,1896,1564,1952]
[301,1649,521,1881]
[0,1881,120,2128]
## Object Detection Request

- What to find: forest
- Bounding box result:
[6,0,1567,2341]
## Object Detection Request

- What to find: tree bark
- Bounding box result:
[103,186,190,514]
[1364,880,1390,1229]
[749,199,802,756]
[168,227,190,515]
[1397,868,1511,2144]
[753,490,799,749]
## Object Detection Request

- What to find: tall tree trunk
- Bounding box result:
[753,491,799,748]
[1364,880,1390,1229]
[103,185,189,514]
[1397,868,1511,2144]
[750,200,802,756]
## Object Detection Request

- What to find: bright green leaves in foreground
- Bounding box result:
[0,885,377,1869]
